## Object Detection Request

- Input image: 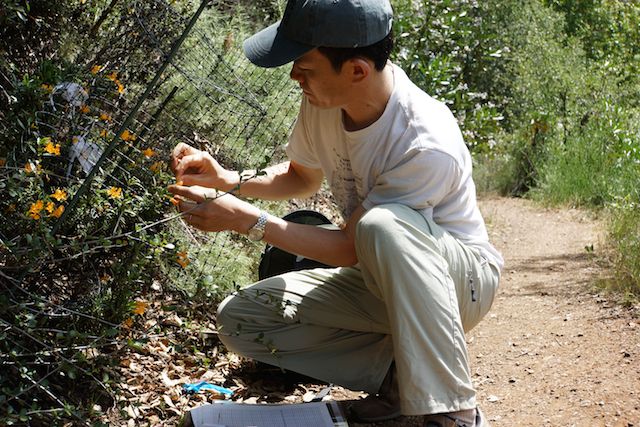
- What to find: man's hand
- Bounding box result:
[170,143,235,190]
[168,183,258,234]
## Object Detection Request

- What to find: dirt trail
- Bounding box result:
[467,197,640,426]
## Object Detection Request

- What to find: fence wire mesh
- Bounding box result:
[1,0,303,420]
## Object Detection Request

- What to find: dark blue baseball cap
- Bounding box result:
[243,0,393,68]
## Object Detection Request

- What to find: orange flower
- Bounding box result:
[41,84,53,93]
[107,187,123,199]
[115,80,125,94]
[80,104,90,114]
[100,129,109,138]
[133,301,148,315]
[28,200,44,220]
[106,71,118,81]
[50,204,64,218]
[45,201,55,214]
[91,64,103,74]
[169,197,179,206]
[142,148,155,158]
[99,113,112,122]
[120,129,136,142]
[122,318,133,328]
[44,141,61,156]
[51,188,68,202]
[149,161,163,172]
[176,251,190,268]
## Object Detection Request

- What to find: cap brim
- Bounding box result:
[243,21,314,68]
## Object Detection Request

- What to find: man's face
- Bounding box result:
[289,49,351,109]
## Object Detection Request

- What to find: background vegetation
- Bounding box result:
[1,0,638,424]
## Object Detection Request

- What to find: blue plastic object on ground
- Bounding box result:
[182,381,234,397]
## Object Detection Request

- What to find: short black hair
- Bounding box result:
[317,30,394,73]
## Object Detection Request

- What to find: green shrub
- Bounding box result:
[606,202,640,302]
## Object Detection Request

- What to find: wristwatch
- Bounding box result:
[247,211,268,241]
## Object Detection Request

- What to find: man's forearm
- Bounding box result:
[226,161,322,200]
[262,215,358,267]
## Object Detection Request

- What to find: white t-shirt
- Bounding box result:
[285,64,504,270]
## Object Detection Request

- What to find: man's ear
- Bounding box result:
[347,58,372,83]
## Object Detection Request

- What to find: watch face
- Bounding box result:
[248,227,264,241]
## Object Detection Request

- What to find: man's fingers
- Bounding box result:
[174,153,204,177]
[176,173,207,188]
[172,142,196,160]
[168,184,209,203]
[171,144,200,173]
[177,198,199,214]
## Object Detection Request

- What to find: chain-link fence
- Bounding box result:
[1,0,302,422]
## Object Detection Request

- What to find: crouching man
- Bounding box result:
[169,1,503,425]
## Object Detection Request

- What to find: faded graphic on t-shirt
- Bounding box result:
[329,148,360,219]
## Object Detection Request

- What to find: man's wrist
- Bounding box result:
[246,210,269,241]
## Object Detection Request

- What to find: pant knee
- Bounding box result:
[357,204,406,242]
[216,292,244,337]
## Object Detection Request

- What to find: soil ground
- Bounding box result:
[108,197,640,426]
[461,197,639,427]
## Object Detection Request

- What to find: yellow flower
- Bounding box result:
[133,301,148,315]
[120,129,136,142]
[99,113,112,122]
[142,148,155,158]
[51,188,68,202]
[91,64,103,74]
[115,80,125,94]
[45,201,55,214]
[107,186,123,199]
[149,161,163,172]
[176,251,190,268]
[28,200,45,220]
[106,71,118,81]
[44,141,61,156]
[41,84,53,93]
[100,129,108,138]
[80,104,90,114]
[50,205,64,218]
[107,187,123,199]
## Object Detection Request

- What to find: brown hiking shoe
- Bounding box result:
[422,407,490,427]
[347,364,401,422]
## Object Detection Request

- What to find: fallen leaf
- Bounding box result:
[161,369,180,388]
[162,313,183,327]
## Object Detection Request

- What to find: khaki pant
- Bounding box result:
[217,203,500,415]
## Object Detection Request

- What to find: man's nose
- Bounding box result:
[290,67,303,83]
